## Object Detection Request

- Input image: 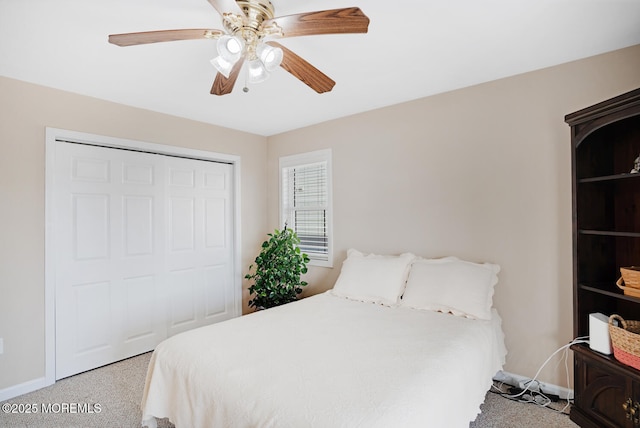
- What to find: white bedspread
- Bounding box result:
[141,292,506,428]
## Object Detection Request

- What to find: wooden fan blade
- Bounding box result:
[264,7,369,38]
[205,0,244,17]
[108,29,223,46]
[267,42,335,93]
[211,57,245,95]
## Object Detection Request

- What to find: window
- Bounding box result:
[280,149,332,267]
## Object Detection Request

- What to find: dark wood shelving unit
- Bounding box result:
[567,88,640,428]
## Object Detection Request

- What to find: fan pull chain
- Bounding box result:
[243,65,249,93]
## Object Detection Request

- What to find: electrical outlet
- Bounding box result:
[0,338,3,354]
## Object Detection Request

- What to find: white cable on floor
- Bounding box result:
[493,336,590,414]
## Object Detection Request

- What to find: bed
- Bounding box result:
[141,250,507,428]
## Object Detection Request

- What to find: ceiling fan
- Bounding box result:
[108,0,370,95]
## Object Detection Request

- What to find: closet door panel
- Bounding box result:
[165,157,235,337]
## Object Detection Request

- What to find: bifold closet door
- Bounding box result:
[164,155,235,337]
[53,142,235,379]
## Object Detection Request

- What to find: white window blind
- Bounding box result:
[280,150,332,266]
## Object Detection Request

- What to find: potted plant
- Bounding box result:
[245,225,310,310]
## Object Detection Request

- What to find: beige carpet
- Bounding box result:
[1,352,577,428]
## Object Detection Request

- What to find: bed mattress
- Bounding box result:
[141,292,506,428]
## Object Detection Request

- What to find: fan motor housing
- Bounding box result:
[236,0,275,29]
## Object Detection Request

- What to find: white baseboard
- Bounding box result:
[493,370,574,400]
[0,377,51,402]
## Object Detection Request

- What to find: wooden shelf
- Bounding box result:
[579,230,640,238]
[572,343,640,379]
[579,283,640,304]
[579,173,640,183]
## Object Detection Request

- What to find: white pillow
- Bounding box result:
[331,249,416,305]
[400,257,500,320]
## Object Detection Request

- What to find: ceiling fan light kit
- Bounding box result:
[210,35,245,77]
[209,55,235,79]
[247,58,270,83]
[108,0,370,95]
[256,43,282,72]
[218,35,244,59]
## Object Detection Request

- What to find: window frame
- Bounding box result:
[279,149,333,268]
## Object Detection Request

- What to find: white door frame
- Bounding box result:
[44,127,242,386]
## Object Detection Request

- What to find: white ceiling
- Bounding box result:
[1,0,639,136]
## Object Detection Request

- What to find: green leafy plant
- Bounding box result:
[245,225,310,310]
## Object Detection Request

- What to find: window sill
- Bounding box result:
[308,259,333,268]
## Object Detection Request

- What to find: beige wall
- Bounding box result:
[0,76,267,390]
[267,44,640,387]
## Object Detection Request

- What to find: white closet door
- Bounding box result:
[53,142,235,379]
[165,156,235,336]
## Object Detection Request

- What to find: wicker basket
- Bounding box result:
[620,267,640,289]
[616,277,640,298]
[609,314,640,371]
